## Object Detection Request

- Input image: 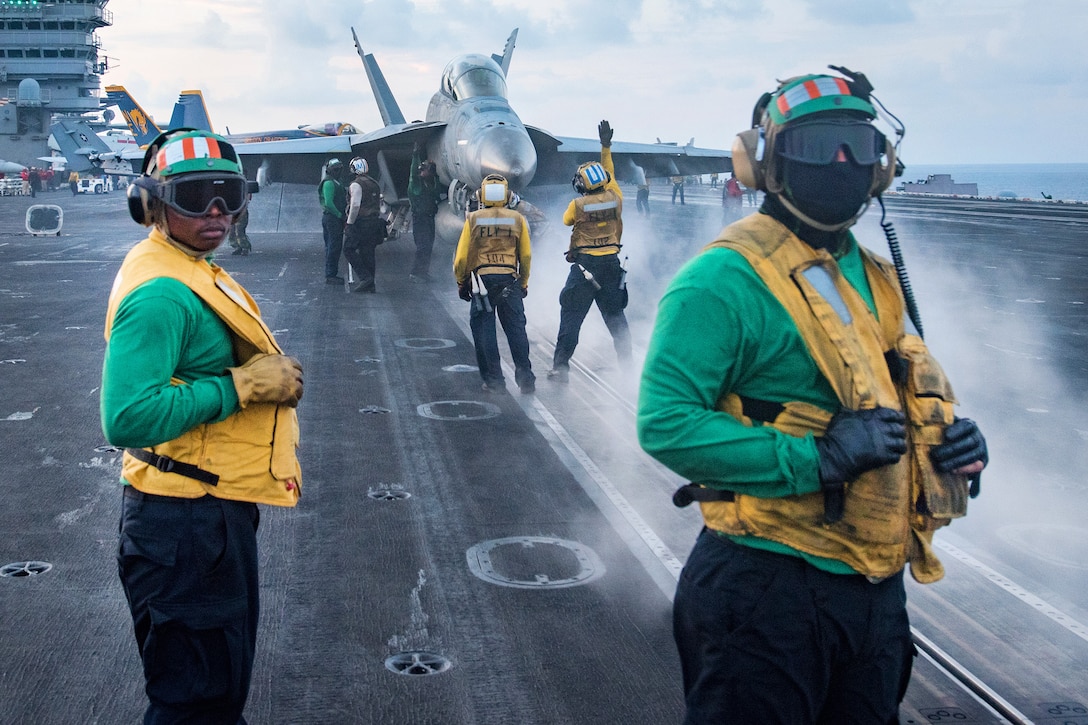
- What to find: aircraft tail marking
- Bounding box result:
[104,85,162,147]
[351,27,406,127]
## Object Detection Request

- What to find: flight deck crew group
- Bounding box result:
[96,72,993,723]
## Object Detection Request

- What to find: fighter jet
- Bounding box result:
[48,119,140,176]
[0,159,27,174]
[235,28,733,241]
[106,85,360,147]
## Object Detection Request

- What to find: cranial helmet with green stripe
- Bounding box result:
[150,129,244,179]
[732,67,892,196]
[764,74,877,128]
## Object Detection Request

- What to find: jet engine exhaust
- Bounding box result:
[473,125,537,190]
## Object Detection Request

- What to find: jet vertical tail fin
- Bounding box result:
[351,26,407,127]
[104,85,162,147]
[169,90,215,133]
[492,28,518,77]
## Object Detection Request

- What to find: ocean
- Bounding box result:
[894,163,1088,203]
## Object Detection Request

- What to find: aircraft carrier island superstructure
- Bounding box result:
[0,0,112,166]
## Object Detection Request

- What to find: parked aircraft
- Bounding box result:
[0,159,27,174]
[105,85,360,147]
[235,28,733,241]
[48,119,140,176]
[49,88,206,175]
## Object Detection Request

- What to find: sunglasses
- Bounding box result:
[159,174,249,217]
[776,120,887,166]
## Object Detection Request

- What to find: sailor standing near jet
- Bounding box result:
[548,120,631,382]
[454,174,535,394]
[342,156,385,293]
[408,143,443,282]
[319,158,348,284]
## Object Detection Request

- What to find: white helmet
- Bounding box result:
[349,157,368,175]
[479,174,509,208]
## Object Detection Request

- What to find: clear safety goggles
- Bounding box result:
[159,174,248,217]
[776,119,887,165]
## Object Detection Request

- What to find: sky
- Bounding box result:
[98,0,1088,165]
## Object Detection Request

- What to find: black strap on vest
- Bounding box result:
[126,448,220,487]
[672,394,785,508]
[884,349,909,386]
[673,484,734,508]
[738,395,784,425]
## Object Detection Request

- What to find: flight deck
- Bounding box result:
[1,183,1086,723]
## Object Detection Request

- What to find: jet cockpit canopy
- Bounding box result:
[441,54,508,101]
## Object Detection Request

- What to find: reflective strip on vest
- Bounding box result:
[583,200,618,213]
[800,265,852,325]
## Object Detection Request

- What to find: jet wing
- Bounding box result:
[235,122,445,199]
[233,135,355,186]
[527,125,733,186]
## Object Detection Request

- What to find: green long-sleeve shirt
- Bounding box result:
[408,149,442,216]
[637,228,877,572]
[319,177,346,219]
[101,276,239,449]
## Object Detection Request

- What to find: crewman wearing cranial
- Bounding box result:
[343,156,386,293]
[105,129,303,722]
[637,68,989,722]
[319,157,348,283]
[548,120,630,383]
[453,173,535,394]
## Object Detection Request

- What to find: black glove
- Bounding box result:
[565,250,577,263]
[816,407,907,486]
[457,280,472,301]
[931,417,987,497]
[521,286,528,298]
[598,120,613,148]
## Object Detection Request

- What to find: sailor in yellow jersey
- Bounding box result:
[548,120,631,382]
[453,174,535,394]
[103,129,303,723]
[638,68,989,723]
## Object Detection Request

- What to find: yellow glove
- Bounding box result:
[228,353,304,408]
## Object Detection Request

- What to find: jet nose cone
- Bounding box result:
[475,125,537,190]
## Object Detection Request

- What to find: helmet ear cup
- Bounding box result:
[870,137,897,196]
[731,128,764,191]
[127,175,159,226]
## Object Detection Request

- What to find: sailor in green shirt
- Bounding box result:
[319,157,348,283]
[102,129,304,723]
[637,69,988,723]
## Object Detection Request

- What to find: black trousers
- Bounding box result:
[343,216,386,286]
[469,273,534,387]
[117,488,260,725]
[321,211,344,278]
[674,529,914,725]
[553,253,630,369]
[410,211,436,276]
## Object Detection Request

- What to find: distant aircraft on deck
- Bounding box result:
[235,28,733,241]
[0,159,28,174]
[47,120,140,176]
[105,85,361,147]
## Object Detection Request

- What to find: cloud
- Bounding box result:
[97,0,1088,163]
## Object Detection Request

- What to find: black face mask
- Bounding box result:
[780,157,873,226]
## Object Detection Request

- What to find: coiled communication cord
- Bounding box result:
[877,196,924,339]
